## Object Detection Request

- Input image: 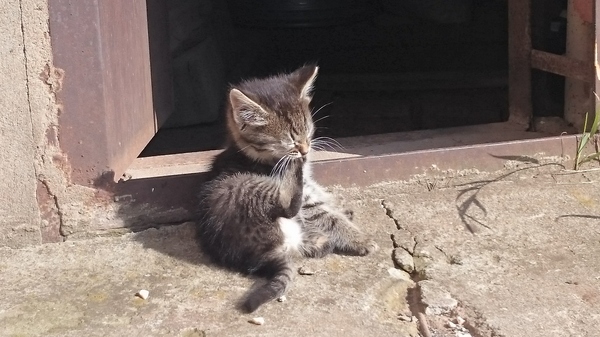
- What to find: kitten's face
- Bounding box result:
[242,109,314,160]
[227,65,318,163]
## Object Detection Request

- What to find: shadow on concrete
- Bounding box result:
[489,154,541,164]
[133,220,213,267]
[93,172,212,267]
[454,161,565,233]
[555,214,600,221]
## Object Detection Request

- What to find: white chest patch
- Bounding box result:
[278,217,303,252]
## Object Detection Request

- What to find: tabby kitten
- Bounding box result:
[197,65,378,313]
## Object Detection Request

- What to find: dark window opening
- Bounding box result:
[139,0,567,158]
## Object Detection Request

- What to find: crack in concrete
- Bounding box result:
[380,201,498,337]
[411,236,419,254]
[380,199,403,230]
[40,178,66,240]
[381,199,432,337]
[18,0,35,153]
[456,303,505,337]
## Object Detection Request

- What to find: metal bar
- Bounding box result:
[507,0,533,126]
[531,49,594,83]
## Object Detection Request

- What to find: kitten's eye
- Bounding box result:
[285,134,295,147]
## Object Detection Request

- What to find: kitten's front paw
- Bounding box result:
[289,157,305,175]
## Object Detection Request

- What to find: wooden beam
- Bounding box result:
[48,0,173,185]
[531,49,594,83]
[507,0,533,126]
[564,0,595,129]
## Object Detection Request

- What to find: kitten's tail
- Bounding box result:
[241,257,294,313]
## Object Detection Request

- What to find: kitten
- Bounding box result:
[197,64,378,313]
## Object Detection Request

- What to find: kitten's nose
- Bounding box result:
[296,142,309,156]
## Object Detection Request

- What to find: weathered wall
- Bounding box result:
[12,0,189,245]
[0,0,42,247]
[21,0,70,246]
[0,0,91,248]
[18,0,116,246]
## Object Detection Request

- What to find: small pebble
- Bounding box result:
[277,295,287,302]
[136,289,149,300]
[455,316,466,325]
[249,317,265,325]
[298,266,315,275]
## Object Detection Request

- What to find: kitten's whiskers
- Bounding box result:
[309,143,328,152]
[271,154,292,178]
[271,155,287,177]
[312,115,331,125]
[311,102,333,117]
[311,137,345,152]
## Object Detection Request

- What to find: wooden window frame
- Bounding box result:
[48,0,599,188]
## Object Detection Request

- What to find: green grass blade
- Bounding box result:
[575,107,600,170]
[589,107,600,135]
[575,112,590,170]
[580,150,600,165]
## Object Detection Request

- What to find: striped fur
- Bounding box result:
[197,65,378,313]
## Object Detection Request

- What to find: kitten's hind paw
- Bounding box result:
[361,240,379,255]
[341,240,379,256]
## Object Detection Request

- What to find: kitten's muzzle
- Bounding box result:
[296,143,309,156]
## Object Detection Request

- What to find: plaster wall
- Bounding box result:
[0,0,92,248]
[0,0,42,247]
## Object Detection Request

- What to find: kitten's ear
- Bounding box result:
[229,88,268,127]
[292,64,319,100]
